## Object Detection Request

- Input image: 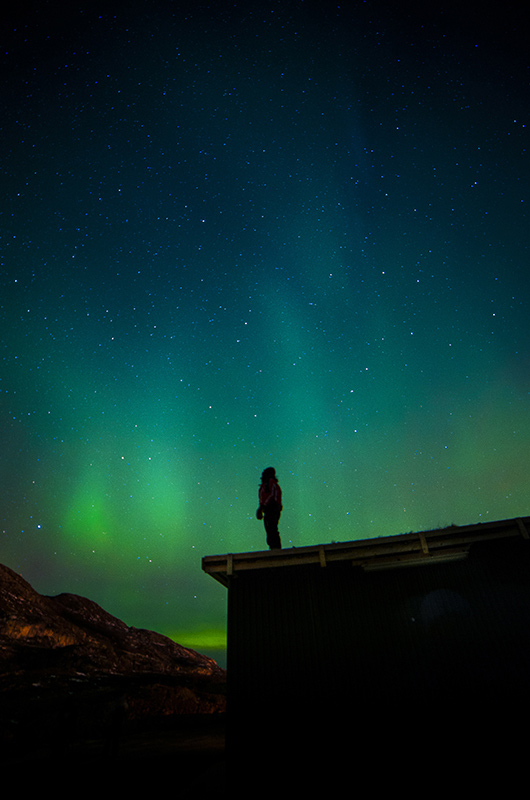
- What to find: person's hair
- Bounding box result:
[261,466,276,483]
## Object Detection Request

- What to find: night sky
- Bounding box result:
[2,1,528,666]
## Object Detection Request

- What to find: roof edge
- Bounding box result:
[202,515,530,586]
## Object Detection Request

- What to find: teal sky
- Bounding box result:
[1,1,528,667]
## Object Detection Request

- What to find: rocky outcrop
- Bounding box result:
[0,562,226,760]
[0,562,223,677]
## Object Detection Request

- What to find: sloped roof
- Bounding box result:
[202,515,530,587]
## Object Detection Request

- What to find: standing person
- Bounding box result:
[256,467,282,550]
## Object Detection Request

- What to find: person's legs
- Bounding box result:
[264,509,282,549]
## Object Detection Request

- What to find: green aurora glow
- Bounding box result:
[1,1,528,666]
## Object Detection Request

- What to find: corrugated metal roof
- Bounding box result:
[202,515,530,585]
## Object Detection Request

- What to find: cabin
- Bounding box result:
[203,516,530,792]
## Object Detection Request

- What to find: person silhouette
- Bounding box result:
[256,467,282,549]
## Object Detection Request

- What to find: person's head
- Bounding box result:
[261,466,276,483]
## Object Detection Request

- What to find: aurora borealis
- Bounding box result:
[1,1,528,666]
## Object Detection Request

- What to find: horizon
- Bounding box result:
[1,1,528,670]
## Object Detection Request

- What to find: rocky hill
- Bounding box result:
[0,562,226,768]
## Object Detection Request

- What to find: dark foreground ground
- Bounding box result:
[5,711,226,792]
[1,672,226,794]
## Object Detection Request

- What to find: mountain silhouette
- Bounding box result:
[0,562,226,773]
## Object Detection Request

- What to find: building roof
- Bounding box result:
[202,515,530,587]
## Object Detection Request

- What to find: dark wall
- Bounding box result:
[226,537,530,790]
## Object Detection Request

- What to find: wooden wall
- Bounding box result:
[224,536,530,792]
